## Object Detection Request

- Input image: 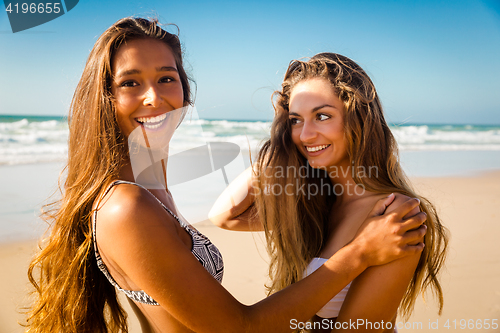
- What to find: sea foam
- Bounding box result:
[1,116,499,165]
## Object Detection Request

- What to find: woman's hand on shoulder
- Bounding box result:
[386,193,421,218]
[335,193,424,330]
[349,193,427,268]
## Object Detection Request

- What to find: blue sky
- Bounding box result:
[0,0,499,124]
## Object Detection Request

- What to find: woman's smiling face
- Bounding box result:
[111,38,184,138]
[288,77,349,169]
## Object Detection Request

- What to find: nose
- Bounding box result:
[299,120,317,143]
[143,84,163,108]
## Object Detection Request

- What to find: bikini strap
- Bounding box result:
[103,180,187,227]
[91,180,177,305]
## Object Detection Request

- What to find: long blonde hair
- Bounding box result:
[255,53,448,319]
[24,17,192,332]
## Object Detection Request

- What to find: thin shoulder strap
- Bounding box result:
[91,180,166,305]
[108,180,187,227]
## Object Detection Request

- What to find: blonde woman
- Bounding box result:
[210,53,448,332]
[25,20,428,333]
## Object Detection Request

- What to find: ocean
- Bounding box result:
[1,114,500,174]
[1,114,500,241]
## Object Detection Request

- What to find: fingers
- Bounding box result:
[402,242,426,256]
[395,213,427,259]
[401,223,427,244]
[391,197,421,220]
[369,193,395,217]
[399,211,427,233]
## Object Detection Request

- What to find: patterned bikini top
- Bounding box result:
[92,180,224,306]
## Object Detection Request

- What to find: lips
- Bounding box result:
[305,144,330,153]
[136,113,167,129]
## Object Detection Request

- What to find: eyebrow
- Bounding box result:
[289,104,336,117]
[115,66,178,78]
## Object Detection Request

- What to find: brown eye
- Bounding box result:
[120,80,138,87]
[317,114,330,121]
[159,77,174,83]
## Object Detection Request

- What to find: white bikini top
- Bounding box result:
[304,258,399,332]
[304,257,351,318]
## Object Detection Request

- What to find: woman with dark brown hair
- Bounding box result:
[211,53,448,332]
[25,19,427,332]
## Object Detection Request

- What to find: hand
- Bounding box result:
[351,194,427,267]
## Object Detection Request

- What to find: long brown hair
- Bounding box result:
[255,53,448,319]
[24,17,192,332]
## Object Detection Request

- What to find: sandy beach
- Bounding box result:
[1,171,499,332]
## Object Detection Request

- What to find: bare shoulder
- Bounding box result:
[337,193,422,322]
[353,193,422,273]
[95,183,178,246]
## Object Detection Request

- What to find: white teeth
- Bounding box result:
[136,113,167,129]
[306,144,330,152]
[143,122,162,129]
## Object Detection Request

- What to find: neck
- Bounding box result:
[118,161,135,182]
[327,162,369,206]
[119,159,169,193]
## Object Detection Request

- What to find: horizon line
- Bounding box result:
[0,113,499,127]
